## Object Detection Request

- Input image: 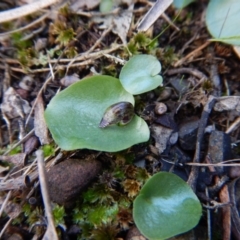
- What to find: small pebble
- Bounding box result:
[229,166,240,178]
[34,38,47,51]
[154,102,167,115]
[207,130,232,173]
[60,74,79,87]
[19,76,34,91]
[157,87,172,101]
[178,119,199,151]
[47,158,102,206]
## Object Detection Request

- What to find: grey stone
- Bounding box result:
[178,120,199,150]
[207,130,232,173]
[47,158,102,206]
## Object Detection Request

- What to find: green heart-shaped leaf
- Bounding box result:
[206,0,240,45]
[173,0,195,9]
[44,75,149,152]
[119,54,163,95]
[133,172,202,240]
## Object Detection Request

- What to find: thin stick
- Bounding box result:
[167,67,208,80]
[0,218,12,239]
[3,129,34,156]
[4,44,123,65]
[206,157,231,240]
[225,116,240,134]
[66,27,113,74]
[186,163,240,167]
[162,158,240,167]
[174,41,211,67]
[36,150,58,240]
[0,191,12,217]
[0,12,49,40]
[0,0,61,23]
[205,187,212,240]
[187,95,216,191]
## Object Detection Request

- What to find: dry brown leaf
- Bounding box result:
[5,202,22,219]
[151,124,173,154]
[93,3,133,45]
[219,185,231,240]
[233,45,240,59]
[0,153,26,167]
[1,87,31,119]
[214,96,240,112]
[34,95,50,145]
[112,4,133,45]
[0,165,9,173]
[70,0,100,11]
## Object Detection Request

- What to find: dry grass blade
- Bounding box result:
[36,150,58,240]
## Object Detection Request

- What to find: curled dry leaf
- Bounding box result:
[34,94,50,145]
[99,102,134,128]
[1,87,31,119]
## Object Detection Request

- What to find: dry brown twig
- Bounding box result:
[206,157,231,240]
[0,12,49,41]
[167,67,208,80]
[0,218,12,239]
[36,149,58,240]
[187,95,216,192]
[0,191,12,217]
[174,41,211,67]
[66,26,114,74]
[3,129,34,156]
[225,117,240,134]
